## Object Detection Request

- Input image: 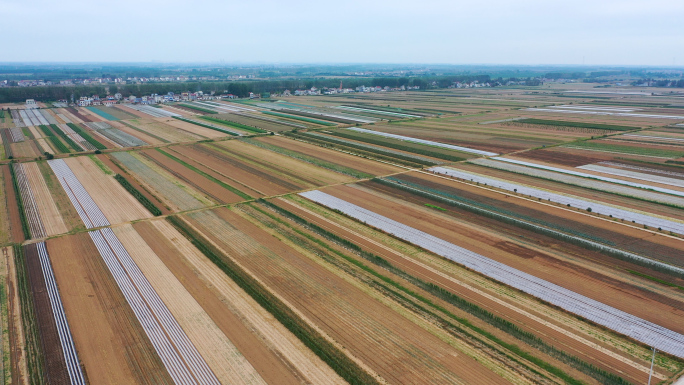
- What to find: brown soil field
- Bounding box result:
[126,119,201,143]
[256,135,403,175]
[139,219,345,384]
[113,224,265,384]
[23,243,70,384]
[23,162,67,237]
[36,161,84,231]
[139,149,242,204]
[27,126,43,139]
[277,195,675,383]
[66,107,93,123]
[0,170,11,245]
[108,121,162,145]
[64,157,152,224]
[55,108,83,124]
[320,184,684,335]
[516,148,609,167]
[98,154,172,215]
[159,117,227,139]
[1,166,24,243]
[11,141,39,159]
[114,105,149,119]
[216,141,353,188]
[47,233,174,384]
[171,144,299,195]
[5,246,29,384]
[185,207,516,384]
[35,139,52,155]
[77,107,105,122]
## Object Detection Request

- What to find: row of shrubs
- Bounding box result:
[113,174,161,216]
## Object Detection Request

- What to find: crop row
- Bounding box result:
[262,111,335,126]
[35,242,86,384]
[200,116,267,134]
[50,124,83,152]
[166,215,379,385]
[258,199,630,385]
[516,118,634,131]
[299,189,684,358]
[564,141,684,158]
[9,127,25,143]
[126,104,180,118]
[96,127,147,148]
[89,227,219,385]
[179,104,218,114]
[241,138,372,179]
[172,116,241,136]
[66,123,106,150]
[327,130,468,162]
[113,174,161,216]
[1,130,13,158]
[579,164,684,188]
[38,125,70,153]
[377,177,684,278]
[12,163,46,238]
[435,165,684,234]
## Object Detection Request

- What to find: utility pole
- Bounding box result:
[648,347,657,385]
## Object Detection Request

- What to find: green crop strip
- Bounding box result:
[66,123,106,150]
[154,148,252,200]
[257,199,632,385]
[9,165,30,239]
[114,174,161,216]
[50,124,82,151]
[326,130,467,162]
[424,203,446,211]
[200,116,267,134]
[564,141,684,158]
[172,116,240,136]
[262,111,335,126]
[178,104,218,114]
[627,270,684,290]
[166,215,379,385]
[517,119,635,131]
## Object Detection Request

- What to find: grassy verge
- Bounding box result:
[178,104,218,114]
[257,199,629,385]
[66,123,106,150]
[9,166,30,239]
[517,119,635,131]
[171,116,240,136]
[13,245,44,385]
[200,116,267,134]
[424,203,446,211]
[565,141,683,158]
[114,174,161,216]
[166,215,379,385]
[88,155,113,175]
[155,148,252,200]
[263,111,336,126]
[627,270,684,290]
[241,138,372,179]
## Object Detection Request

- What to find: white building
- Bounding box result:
[25,99,37,108]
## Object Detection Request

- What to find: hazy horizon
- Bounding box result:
[2,0,683,66]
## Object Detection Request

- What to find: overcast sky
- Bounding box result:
[2,0,682,66]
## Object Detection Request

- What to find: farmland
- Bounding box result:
[1,85,684,384]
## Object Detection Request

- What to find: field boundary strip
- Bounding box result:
[430,166,684,235]
[12,163,46,238]
[35,242,85,385]
[345,126,499,156]
[299,190,684,358]
[89,228,219,385]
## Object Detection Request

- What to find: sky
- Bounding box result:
[2,0,683,66]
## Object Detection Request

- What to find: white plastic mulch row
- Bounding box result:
[429,166,684,234]
[29,109,50,125]
[36,242,86,385]
[84,121,112,130]
[56,114,72,123]
[553,105,637,112]
[89,228,219,385]
[57,124,94,151]
[12,163,46,238]
[299,190,684,358]
[524,108,684,120]
[47,159,110,228]
[9,128,26,142]
[579,164,684,189]
[126,104,180,118]
[598,162,684,179]
[622,134,684,143]
[39,109,59,125]
[345,126,498,156]
[490,157,684,198]
[11,110,25,128]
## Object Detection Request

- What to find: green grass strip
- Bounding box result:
[13,245,45,385]
[66,123,106,150]
[114,174,161,216]
[178,104,218,114]
[38,125,54,137]
[46,136,69,153]
[263,111,336,126]
[627,270,684,290]
[241,138,372,179]
[517,119,635,131]
[261,198,632,385]
[172,116,239,136]
[9,165,30,239]
[564,141,684,158]
[154,148,252,200]
[200,116,267,134]
[424,203,446,211]
[166,215,379,385]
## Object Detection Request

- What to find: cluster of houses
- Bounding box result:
[279,84,421,97]
[75,91,238,107]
